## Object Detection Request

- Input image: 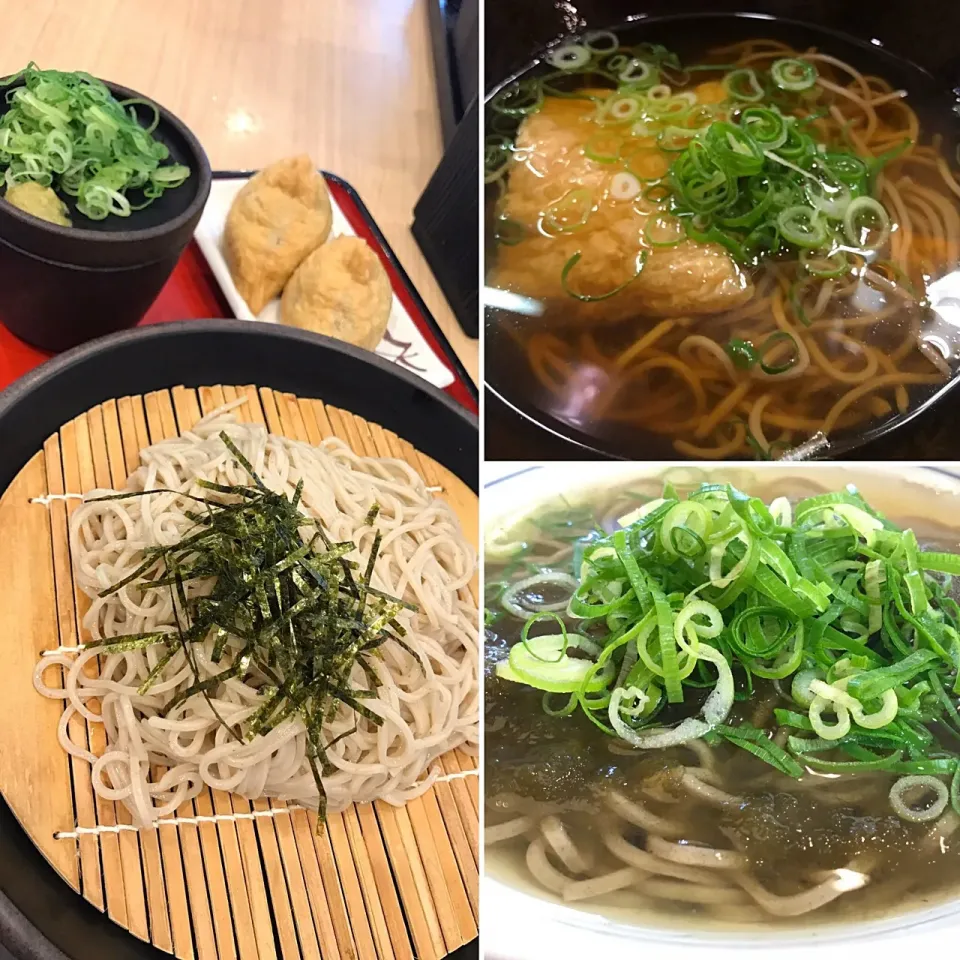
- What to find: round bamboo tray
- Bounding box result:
[0,383,478,960]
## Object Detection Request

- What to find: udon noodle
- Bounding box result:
[35,404,478,825]
[486,37,960,458]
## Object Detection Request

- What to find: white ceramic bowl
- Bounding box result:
[483,461,960,960]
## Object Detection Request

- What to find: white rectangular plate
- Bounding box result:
[194,177,455,389]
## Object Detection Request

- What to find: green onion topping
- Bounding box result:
[491,482,960,820]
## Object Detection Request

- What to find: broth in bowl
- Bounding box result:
[485,31,960,459]
[485,467,960,929]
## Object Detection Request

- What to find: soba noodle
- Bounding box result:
[34,403,478,825]
[486,37,960,457]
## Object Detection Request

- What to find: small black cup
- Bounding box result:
[0,78,212,352]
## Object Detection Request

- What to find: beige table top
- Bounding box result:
[1,0,478,383]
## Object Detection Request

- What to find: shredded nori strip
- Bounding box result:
[87,431,415,825]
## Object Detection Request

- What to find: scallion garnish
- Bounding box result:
[770,58,818,92]
[493,482,960,820]
[0,64,190,221]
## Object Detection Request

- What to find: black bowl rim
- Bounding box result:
[0,76,212,249]
[0,318,478,469]
[488,10,937,91]
[0,318,477,960]
[484,10,960,461]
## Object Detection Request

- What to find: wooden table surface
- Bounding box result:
[0,0,478,383]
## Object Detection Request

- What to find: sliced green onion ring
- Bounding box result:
[584,30,619,53]
[501,571,580,618]
[757,331,800,375]
[584,131,624,163]
[805,178,853,220]
[771,58,818,92]
[777,205,828,248]
[546,43,591,70]
[801,248,850,278]
[610,171,642,201]
[843,196,892,251]
[598,94,643,124]
[658,125,698,152]
[542,187,595,234]
[490,78,543,116]
[644,213,684,246]
[889,775,950,822]
[723,68,765,102]
[618,58,657,88]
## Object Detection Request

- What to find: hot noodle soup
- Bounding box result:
[485,468,960,929]
[485,33,960,458]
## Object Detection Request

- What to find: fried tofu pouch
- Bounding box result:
[281,236,392,350]
[492,90,754,322]
[224,155,332,314]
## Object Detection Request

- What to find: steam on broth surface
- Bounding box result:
[485,34,960,459]
[485,471,960,928]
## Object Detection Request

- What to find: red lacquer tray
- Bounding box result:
[0,172,478,413]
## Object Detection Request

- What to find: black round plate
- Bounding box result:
[0,319,478,960]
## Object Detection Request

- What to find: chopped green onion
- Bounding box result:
[739,107,789,151]
[704,121,765,177]
[0,63,191,222]
[771,58,818,92]
[723,68,765,102]
[560,250,647,302]
[777,205,827,248]
[843,196,891,251]
[725,338,758,370]
[757,331,800,375]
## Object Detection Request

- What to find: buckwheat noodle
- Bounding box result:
[486,756,892,921]
[34,403,478,825]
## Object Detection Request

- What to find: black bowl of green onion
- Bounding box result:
[0,65,211,352]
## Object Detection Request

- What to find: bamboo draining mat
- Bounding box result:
[0,385,479,960]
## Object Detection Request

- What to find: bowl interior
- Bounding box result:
[484,12,960,461]
[483,462,960,956]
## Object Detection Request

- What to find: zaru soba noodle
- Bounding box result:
[485,475,960,927]
[34,403,478,825]
[485,34,960,458]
